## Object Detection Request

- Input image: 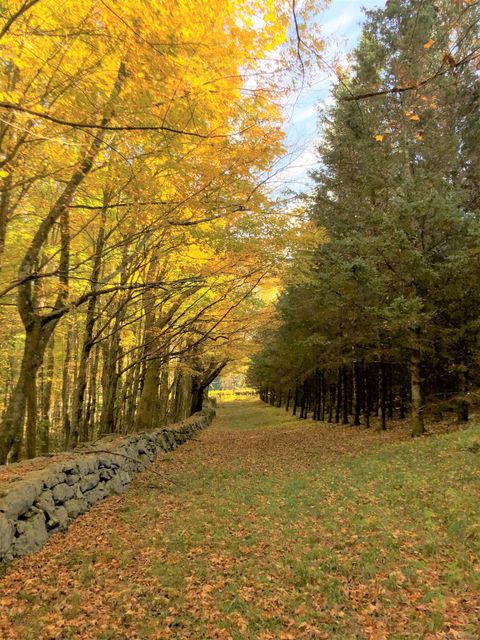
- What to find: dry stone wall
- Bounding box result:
[0,404,215,565]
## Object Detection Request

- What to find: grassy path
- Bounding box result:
[1,400,480,639]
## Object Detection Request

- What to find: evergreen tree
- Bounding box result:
[249,0,480,435]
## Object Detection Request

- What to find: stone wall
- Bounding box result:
[0,404,215,565]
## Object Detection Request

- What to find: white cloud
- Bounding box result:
[322,9,359,37]
[275,143,319,188]
[292,105,317,124]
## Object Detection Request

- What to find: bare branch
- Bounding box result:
[343,50,480,102]
[0,0,41,40]
[0,101,251,139]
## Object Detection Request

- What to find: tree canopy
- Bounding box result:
[249,0,480,435]
[0,0,323,461]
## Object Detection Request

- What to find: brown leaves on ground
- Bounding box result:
[0,400,479,639]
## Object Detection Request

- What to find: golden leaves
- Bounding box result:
[375,134,384,142]
[404,111,420,121]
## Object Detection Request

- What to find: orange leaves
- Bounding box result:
[423,38,434,49]
[404,111,421,121]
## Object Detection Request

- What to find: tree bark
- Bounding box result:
[410,352,425,436]
[69,208,106,448]
[0,318,48,462]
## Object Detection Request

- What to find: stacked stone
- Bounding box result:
[0,404,215,564]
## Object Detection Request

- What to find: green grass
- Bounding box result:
[213,397,300,431]
[2,399,480,639]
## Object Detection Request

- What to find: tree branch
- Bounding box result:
[343,50,480,102]
[0,101,250,139]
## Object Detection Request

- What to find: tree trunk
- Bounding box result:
[335,368,341,423]
[328,383,334,423]
[69,206,106,447]
[457,364,469,422]
[410,352,425,436]
[342,366,349,425]
[0,319,48,463]
[365,364,371,428]
[379,357,387,431]
[39,334,54,454]
[353,361,362,426]
[83,345,99,441]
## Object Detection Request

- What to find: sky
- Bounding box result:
[278,0,384,193]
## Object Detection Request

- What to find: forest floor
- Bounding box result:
[1,400,480,640]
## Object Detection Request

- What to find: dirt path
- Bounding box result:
[1,400,479,639]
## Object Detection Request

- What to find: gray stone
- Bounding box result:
[0,515,14,558]
[117,470,131,485]
[76,455,98,475]
[98,452,115,467]
[47,505,68,531]
[138,453,151,467]
[60,461,74,472]
[84,485,107,506]
[106,475,126,495]
[79,472,100,492]
[13,511,48,557]
[25,471,48,494]
[34,490,56,518]
[63,498,87,519]
[0,481,38,519]
[99,469,113,481]
[156,434,169,451]
[136,440,147,454]
[0,401,215,565]
[65,473,80,486]
[41,465,67,489]
[52,482,75,503]
[15,520,26,534]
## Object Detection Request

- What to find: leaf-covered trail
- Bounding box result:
[1,400,480,639]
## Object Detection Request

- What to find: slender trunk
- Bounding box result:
[25,372,37,458]
[69,207,106,447]
[320,375,326,421]
[292,387,298,416]
[342,366,349,425]
[410,352,425,436]
[39,334,54,454]
[335,368,341,423]
[62,324,74,448]
[99,334,120,435]
[379,357,387,431]
[328,383,334,423]
[365,364,371,428]
[0,173,11,271]
[354,361,362,426]
[388,364,394,419]
[457,364,469,422]
[158,365,169,424]
[399,381,407,420]
[83,345,99,441]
